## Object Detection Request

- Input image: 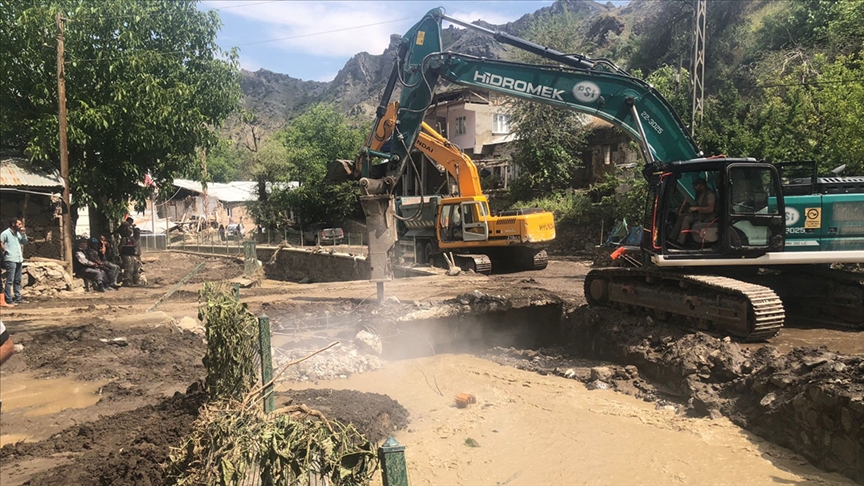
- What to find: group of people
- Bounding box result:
[73,217,143,292]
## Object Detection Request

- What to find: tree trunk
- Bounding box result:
[257,176,268,202]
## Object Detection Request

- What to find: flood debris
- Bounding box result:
[454,393,476,408]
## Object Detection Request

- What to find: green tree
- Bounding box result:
[198,139,242,183]
[749,54,864,174]
[0,0,241,211]
[505,6,592,198]
[274,104,367,184]
[249,104,366,228]
[695,84,758,158]
[509,103,588,197]
[755,0,864,55]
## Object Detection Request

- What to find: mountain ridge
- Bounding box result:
[225,0,624,138]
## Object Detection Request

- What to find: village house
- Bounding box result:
[407,88,638,194]
[160,179,299,233]
[0,156,64,260]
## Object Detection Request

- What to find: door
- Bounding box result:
[725,163,785,255]
[461,201,489,242]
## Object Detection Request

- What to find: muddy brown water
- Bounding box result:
[746,327,864,355]
[280,354,855,486]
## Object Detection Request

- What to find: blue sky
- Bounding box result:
[199,1,561,82]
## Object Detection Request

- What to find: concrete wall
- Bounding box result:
[258,247,370,283]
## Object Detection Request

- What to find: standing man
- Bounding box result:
[116,217,140,286]
[1,219,28,304]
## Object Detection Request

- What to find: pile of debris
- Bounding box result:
[23,258,78,296]
[276,330,385,382]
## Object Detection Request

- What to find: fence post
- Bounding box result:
[258,314,275,413]
[378,438,409,486]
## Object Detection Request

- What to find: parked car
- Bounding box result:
[302,222,344,245]
[226,223,244,237]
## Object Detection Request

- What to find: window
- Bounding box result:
[493,114,510,134]
[455,116,467,135]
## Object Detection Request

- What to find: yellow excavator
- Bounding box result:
[327,101,556,273]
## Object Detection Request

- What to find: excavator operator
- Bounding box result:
[673,177,717,246]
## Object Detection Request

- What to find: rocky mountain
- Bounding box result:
[226,0,626,137]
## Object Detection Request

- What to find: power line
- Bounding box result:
[235,17,411,47]
[64,17,412,63]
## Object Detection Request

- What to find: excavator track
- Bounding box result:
[531,249,549,270]
[484,247,548,273]
[585,267,784,341]
[454,253,492,275]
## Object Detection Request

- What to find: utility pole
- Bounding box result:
[691,0,707,137]
[56,12,73,275]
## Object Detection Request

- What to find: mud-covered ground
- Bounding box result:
[0,252,414,485]
[1,250,862,485]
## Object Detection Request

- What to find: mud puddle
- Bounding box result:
[744,326,864,355]
[279,354,854,486]
[0,373,110,419]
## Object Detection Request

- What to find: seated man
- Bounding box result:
[73,238,112,292]
[672,178,717,245]
[88,237,120,288]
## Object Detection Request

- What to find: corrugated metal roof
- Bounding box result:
[172,179,298,203]
[0,157,63,188]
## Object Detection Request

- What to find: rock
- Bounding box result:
[802,356,830,368]
[590,366,615,382]
[99,337,128,346]
[586,380,609,390]
[759,392,776,407]
[176,316,204,335]
[624,365,639,378]
[354,330,383,356]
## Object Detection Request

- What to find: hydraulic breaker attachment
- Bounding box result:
[360,194,397,301]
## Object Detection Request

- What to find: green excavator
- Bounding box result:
[338,8,863,339]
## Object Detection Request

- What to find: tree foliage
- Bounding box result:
[248,104,366,228]
[0,0,241,209]
[506,6,592,198]
[273,104,367,184]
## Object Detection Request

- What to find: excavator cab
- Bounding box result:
[438,198,490,244]
[654,160,785,258]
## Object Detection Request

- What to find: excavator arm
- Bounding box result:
[364,8,699,196]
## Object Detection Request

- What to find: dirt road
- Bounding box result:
[0,250,861,485]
